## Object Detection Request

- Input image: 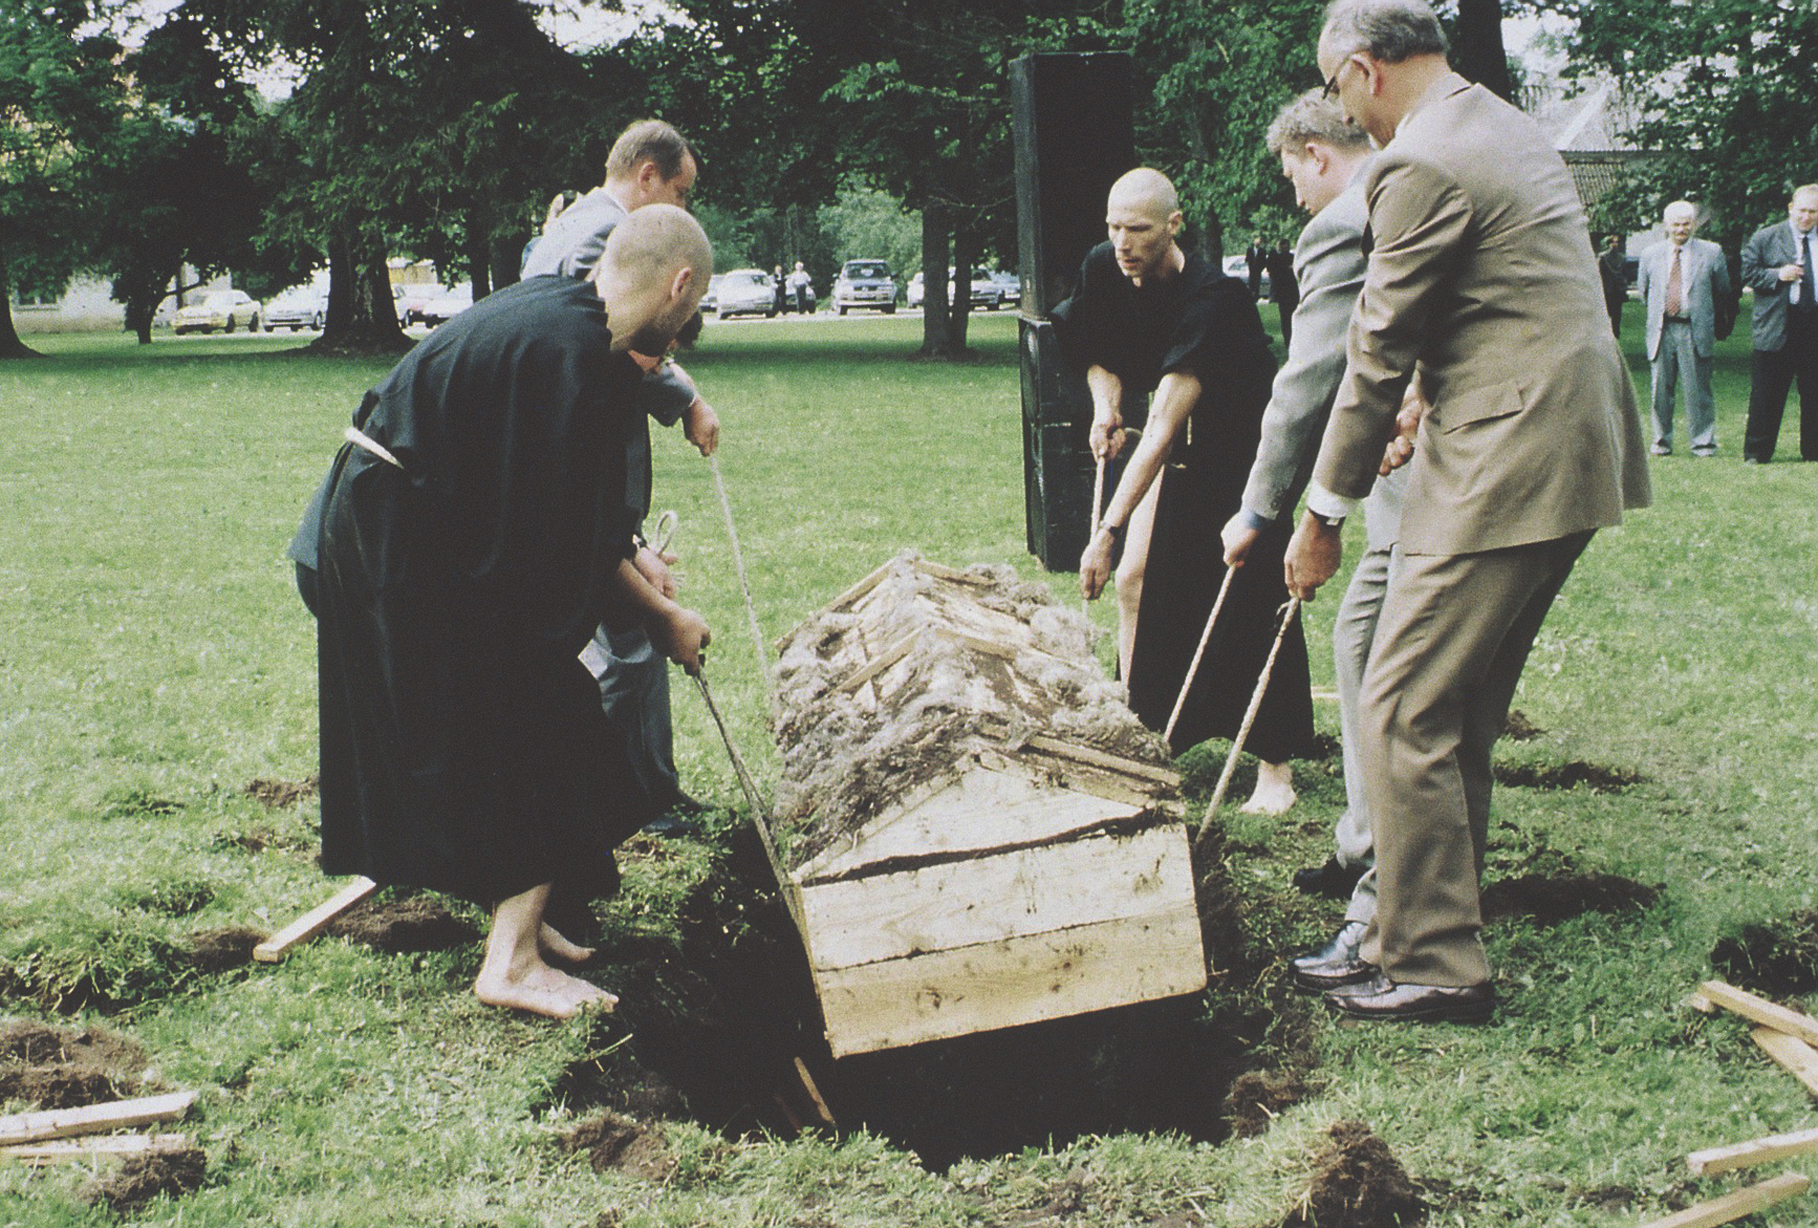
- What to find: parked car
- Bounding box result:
[903,269,1001,310]
[990,269,1023,309]
[714,268,779,320]
[397,284,442,328]
[173,289,261,335]
[906,270,924,308]
[263,284,327,332]
[832,260,897,315]
[419,283,473,327]
[700,273,725,315]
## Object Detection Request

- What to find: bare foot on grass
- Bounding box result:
[474,962,617,1019]
[540,924,595,965]
[1239,760,1297,816]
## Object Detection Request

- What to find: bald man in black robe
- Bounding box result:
[295,206,713,1018]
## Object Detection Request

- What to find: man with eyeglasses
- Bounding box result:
[1281,0,1649,1024]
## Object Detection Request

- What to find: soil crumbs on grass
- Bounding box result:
[183,926,267,974]
[244,776,318,809]
[1480,872,1659,925]
[0,1019,149,1108]
[324,891,480,953]
[1710,908,1818,996]
[1281,1120,1423,1228]
[76,1145,208,1212]
[1224,1069,1313,1139]
[1493,759,1641,792]
[560,1110,675,1182]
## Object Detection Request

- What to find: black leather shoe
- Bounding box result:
[1291,921,1377,990]
[1291,855,1366,899]
[1325,973,1495,1024]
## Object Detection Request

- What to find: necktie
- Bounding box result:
[1665,247,1683,318]
[1802,232,1814,309]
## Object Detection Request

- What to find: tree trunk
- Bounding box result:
[314,227,408,356]
[919,201,959,359]
[1454,0,1513,103]
[467,220,493,302]
[951,221,980,355]
[0,252,42,359]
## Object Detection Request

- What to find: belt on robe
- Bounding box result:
[345,425,404,470]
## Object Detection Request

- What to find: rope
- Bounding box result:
[1084,455,1107,617]
[1192,597,1302,855]
[709,450,777,713]
[692,671,787,886]
[1162,564,1238,747]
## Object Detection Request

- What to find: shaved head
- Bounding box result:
[596,204,713,353]
[1108,168,1180,224]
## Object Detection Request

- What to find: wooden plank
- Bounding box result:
[798,763,1151,882]
[0,1091,197,1147]
[1636,1172,1809,1228]
[1,1133,190,1165]
[1699,981,1818,1048]
[1024,735,1181,787]
[823,558,896,614]
[833,629,920,695]
[1751,1026,1818,1099]
[816,904,1207,1058]
[253,876,380,963]
[1687,1124,1818,1176]
[914,559,995,587]
[800,825,1196,969]
[791,1058,837,1128]
[1687,991,1717,1014]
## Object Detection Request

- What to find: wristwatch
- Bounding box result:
[1312,511,1346,529]
[1098,520,1126,546]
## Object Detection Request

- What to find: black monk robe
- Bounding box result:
[296,276,649,903]
[1052,244,1314,761]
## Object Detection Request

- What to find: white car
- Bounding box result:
[831,260,897,315]
[714,269,779,320]
[173,290,261,335]
[263,285,327,332]
[419,283,474,327]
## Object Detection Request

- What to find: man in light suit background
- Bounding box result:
[1638,201,1730,457]
[1282,0,1649,1024]
[1220,90,1407,981]
[1740,185,1818,463]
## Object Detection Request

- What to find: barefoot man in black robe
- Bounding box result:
[296,206,713,1018]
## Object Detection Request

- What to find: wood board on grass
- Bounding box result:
[771,553,1206,1058]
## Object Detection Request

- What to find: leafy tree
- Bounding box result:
[817,183,921,279]
[0,0,125,358]
[1552,0,1818,259]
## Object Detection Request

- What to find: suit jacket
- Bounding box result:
[1243,159,1373,525]
[1741,220,1816,353]
[1310,75,1650,557]
[1638,237,1729,360]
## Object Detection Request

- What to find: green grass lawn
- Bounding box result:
[2,304,1816,1226]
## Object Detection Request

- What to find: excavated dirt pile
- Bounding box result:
[1710,909,1818,996]
[324,891,481,953]
[0,1019,150,1109]
[1281,1120,1424,1228]
[771,551,1171,867]
[77,1144,208,1211]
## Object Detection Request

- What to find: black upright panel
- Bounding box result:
[1011,53,1136,571]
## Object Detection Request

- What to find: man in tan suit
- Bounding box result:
[1282,0,1650,1023]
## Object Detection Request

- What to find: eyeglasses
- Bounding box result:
[1322,58,1353,101]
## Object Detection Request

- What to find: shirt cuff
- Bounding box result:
[1237,507,1274,532]
[1305,482,1362,522]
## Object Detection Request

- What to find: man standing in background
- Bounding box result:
[1740,185,1818,463]
[1638,201,1730,457]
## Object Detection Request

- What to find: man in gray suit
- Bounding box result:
[1283,0,1650,1023]
[1638,201,1730,456]
[1221,90,1407,978]
[1740,185,1818,463]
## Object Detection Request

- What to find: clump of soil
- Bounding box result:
[184,926,267,974]
[245,776,319,809]
[1282,1120,1424,1228]
[560,1110,675,1181]
[0,1019,150,1109]
[323,892,480,952]
[1502,709,1545,741]
[1710,909,1818,997]
[76,1144,207,1212]
[1224,1068,1312,1138]
[771,552,1172,868]
[1493,759,1641,792]
[1480,872,1659,925]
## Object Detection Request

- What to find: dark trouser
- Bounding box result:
[588,622,683,812]
[1744,309,1818,462]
